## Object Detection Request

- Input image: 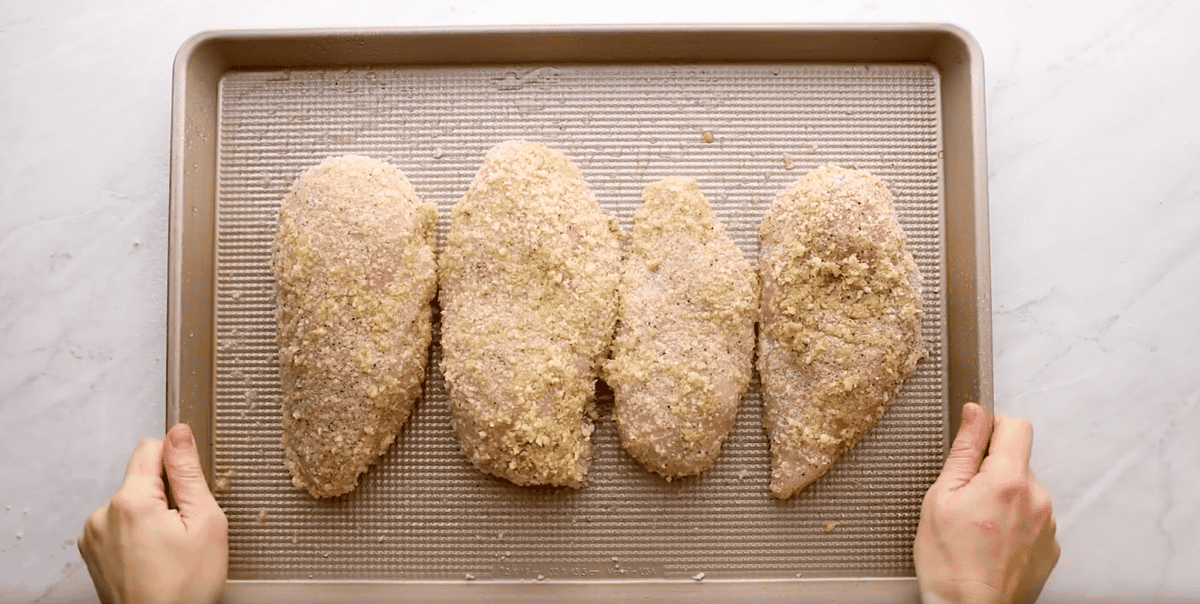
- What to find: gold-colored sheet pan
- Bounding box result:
[167,24,992,603]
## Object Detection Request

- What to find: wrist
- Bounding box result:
[920,585,1008,604]
[921,592,958,604]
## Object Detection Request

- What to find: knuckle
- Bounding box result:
[973,519,1002,537]
[921,484,952,511]
[920,487,940,510]
[994,477,1030,503]
[166,456,204,481]
[949,434,977,455]
[83,508,108,550]
[109,491,150,517]
[1030,485,1053,515]
[928,494,959,525]
[85,506,106,531]
[201,506,230,545]
[1035,496,1053,519]
[109,492,135,514]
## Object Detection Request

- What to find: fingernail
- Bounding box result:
[169,424,193,448]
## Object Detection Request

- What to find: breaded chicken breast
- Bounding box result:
[603,177,758,480]
[758,166,926,499]
[439,141,622,488]
[272,156,438,498]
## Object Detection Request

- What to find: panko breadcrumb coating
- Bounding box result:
[603,177,758,480]
[272,156,438,499]
[439,141,623,488]
[758,166,926,500]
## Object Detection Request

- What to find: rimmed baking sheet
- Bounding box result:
[168,25,992,603]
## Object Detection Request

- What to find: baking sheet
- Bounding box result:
[169,26,992,602]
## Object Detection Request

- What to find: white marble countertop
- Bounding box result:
[2,1,1196,602]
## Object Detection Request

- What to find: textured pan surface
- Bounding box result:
[212,62,945,581]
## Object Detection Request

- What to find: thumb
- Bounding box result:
[163,423,220,529]
[935,402,992,490]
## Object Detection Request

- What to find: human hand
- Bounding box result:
[79,424,228,604]
[913,403,1060,604]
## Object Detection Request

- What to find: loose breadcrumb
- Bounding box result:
[701,131,715,144]
[273,156,439,498]
[603,177,757,479]
[783,154,794,170]
[824,522,837,532]
[758,166,926,500]
[439,141,622,488]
